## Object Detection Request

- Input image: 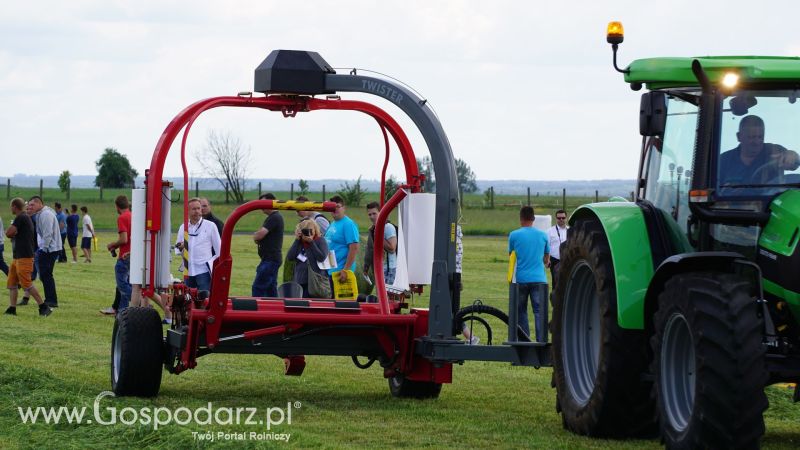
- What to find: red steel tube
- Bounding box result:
[373,187,408,313]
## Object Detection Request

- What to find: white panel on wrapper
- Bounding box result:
[533,215,551,232]
[129,189,147,284]
[401,193,436,285]
[157,186,172,288]
[390,200,410,291]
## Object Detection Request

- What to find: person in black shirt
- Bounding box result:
[719,115,800,185]
[4,198,51,316]
[200,197,225,237]
[252,193,284,297]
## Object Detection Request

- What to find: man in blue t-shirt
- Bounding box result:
[65,204,80,263]
[54,202,68,262]
[324,195,360,284]
[508,206,550,342]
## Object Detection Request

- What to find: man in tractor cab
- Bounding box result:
[719,115,800,185]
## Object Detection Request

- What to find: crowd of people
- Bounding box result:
[2,192,570,343]
[2,196,101,316]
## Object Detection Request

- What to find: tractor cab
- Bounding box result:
[631,58,800,260]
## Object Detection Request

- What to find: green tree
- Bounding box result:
[95,148,138,188]
[298,179,310,197]
[337,176,367,207]
[58,170,71,193]
[416,156,435,192]
[383,175,399,203]
[456,158,478,193]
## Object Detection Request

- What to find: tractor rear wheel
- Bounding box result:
[388,374,442,399]
[111,307,164,397]
[652,272,767,449]
[551,217,656,437]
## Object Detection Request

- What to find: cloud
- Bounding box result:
[3,0,800,181]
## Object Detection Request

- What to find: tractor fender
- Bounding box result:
[570,203,655,329]
[642,251,751,333]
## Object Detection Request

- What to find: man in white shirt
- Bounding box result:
[176,198,221,292]
[547,209,569,291]
[80,206,94,262]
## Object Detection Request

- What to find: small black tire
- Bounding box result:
[388,374,442,399]
[111,307,164,397]
[652,272,768,449]
[551,217,657,437]
[455,304,529,342]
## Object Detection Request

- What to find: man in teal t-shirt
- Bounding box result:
[324,195,360,284]
[508,206,550,341]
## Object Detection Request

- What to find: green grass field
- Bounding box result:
[1,187,600,236]
[0,234,798,449]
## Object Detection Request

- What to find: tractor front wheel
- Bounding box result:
[551,217,656,437]
[111,307,165,397]
[652,272,767,449]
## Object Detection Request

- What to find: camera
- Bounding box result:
[110,248,117,257]
[301,229,313,237]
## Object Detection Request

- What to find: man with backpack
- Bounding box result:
[364,201,398,286]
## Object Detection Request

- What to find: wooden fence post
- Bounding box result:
[527,187,531,206]
[39,179,43,198]
[195,181,199,198]
[6,178,10,200]
[258,182,262,198]
[290,183,294,199]
[322,185,326,201]
[595,190,599,203]
[562,188,566,210]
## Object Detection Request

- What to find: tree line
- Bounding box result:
[69,130,480,206]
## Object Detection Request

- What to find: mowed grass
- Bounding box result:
[0,234,798,449]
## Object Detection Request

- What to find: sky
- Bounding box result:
[2,1,800,182]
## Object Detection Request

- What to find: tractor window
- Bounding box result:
[717,90,800,195]
[709,90,800,259]
[643,95,699,233]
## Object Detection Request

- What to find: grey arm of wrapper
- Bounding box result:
[325,73,459,339]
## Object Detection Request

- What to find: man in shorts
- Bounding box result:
[80,206,94,262]
[5,198,52,316]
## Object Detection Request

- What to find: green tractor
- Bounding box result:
[552,22,800,448]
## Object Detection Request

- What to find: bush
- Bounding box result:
[337,176,367,207]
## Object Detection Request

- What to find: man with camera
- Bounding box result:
[176,198,221,292]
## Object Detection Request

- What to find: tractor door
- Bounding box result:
[640,92,700,245]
